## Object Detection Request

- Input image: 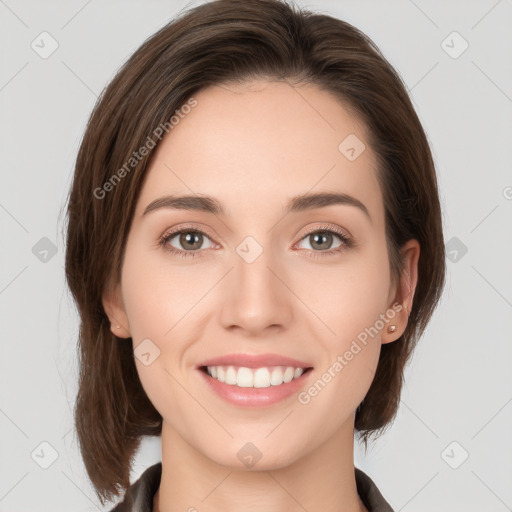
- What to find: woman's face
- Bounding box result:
[104,79,418,469]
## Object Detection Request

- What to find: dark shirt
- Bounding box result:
[110,462,394,512]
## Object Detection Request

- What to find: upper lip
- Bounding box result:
[197,353,314,369]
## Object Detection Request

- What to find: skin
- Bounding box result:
[103,79,419,512]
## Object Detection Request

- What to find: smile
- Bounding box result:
[202,365,311,388]
[198,365,314,407]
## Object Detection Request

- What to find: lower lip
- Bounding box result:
[197,367,314,408]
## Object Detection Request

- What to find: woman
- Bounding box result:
[64,0,446,511]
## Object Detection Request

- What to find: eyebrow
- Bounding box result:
[142,192,372,224]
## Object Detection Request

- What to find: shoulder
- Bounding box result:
[355,467,395,512]
[109,462,162,512]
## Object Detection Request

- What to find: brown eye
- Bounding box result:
[297,229,349,252]
[166,230,214,251]
[176,231,204,251]
[294,225,354,260]
[160,228,216,258]
[308,231,337,251]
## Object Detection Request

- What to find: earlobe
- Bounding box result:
[382,239,420,344]
[102,282,131,339]
[381,302,409,344]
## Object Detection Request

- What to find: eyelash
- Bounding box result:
[157,224,354,260]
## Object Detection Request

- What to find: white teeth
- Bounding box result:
[205,365,306,388]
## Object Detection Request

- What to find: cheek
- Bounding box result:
[120,246,196,417]
[295,244,391,400]
[296,250,391,341]
[120,245,195,340]
[298,263,388,418]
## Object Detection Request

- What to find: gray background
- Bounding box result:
[1,0,511,510]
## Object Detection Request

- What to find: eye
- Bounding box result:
[158,224,354,260]
[158,225,216,259]
[295,225,353,258]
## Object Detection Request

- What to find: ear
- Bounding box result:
[382,239,420,344]
[102,281,131,339]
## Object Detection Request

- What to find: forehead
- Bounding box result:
[136,79,384,228]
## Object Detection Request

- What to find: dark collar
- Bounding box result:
[110,462,394,512]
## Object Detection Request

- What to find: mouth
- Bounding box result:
[196,352,313,371]
[196,364,314,407]
[198,365,314,388]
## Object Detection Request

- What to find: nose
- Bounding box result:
[218,244,293,336]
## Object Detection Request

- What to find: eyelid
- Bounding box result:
[294,223,352,243]
[161,223,220,245]
[159,222,355,257]
[161,222,351,246]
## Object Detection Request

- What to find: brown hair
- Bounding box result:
[64,0,446,505]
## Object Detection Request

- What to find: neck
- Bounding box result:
[153,419,367,512]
